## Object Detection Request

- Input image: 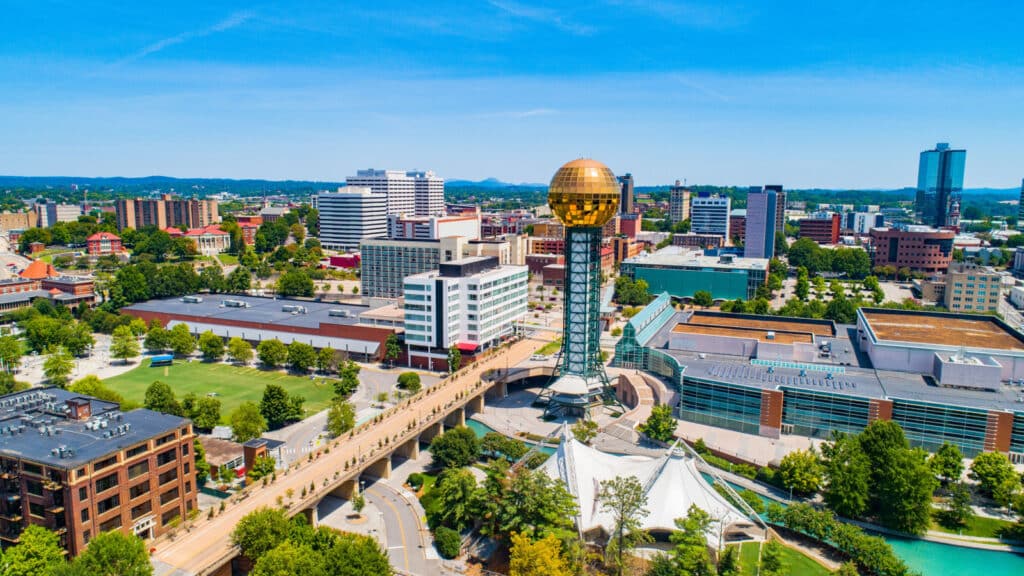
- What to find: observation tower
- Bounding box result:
[538,159,620,418]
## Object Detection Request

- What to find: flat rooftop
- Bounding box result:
[0,388,187,469]
[124,294,383,331]
[862,310,1024,351]
[622,246,769,270]
[690,312,834,338]
[673,323,814,344]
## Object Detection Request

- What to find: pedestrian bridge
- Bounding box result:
[151,334,553,576]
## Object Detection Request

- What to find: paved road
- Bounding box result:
[365,483,438,575]
[151,330,555,575]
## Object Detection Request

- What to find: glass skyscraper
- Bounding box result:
[915,142,966,228]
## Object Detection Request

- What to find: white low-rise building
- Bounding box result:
[403,256,527,370]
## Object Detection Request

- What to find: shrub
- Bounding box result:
[434,526,461,559]
[407,473,425,490]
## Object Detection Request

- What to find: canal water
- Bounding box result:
[465,419,1024,575]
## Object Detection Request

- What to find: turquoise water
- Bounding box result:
[705,475,1024,575]
[465,419,557,455]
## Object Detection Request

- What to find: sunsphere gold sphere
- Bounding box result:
[548,158,619,228]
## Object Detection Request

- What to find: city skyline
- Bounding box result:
[3,2,1024,187]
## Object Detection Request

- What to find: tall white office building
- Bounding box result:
[346,169,445,217]
[313,187,387,250]
[403,257,528,368]
[690,195,731,238]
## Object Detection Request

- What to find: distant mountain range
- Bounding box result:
[446,178,546,188]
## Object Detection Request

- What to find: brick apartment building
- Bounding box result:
[0,388,197,556]
[798,213,841,245]
[115,196,219,231]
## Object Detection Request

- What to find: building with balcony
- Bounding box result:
[0,388,196,556]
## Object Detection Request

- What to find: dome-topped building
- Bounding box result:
[548,159,620,228]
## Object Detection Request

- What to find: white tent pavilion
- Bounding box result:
[541,429,761,548]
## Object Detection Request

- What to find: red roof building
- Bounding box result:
[86,231,123,255]
[185,225,230,255]
[19,260,58,280]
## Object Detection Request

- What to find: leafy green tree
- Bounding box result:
[68,375,124,404]
[716,544,741,576]
[0,334,23,369]
[509,532,573,576]
[430,426,481,469]
[232,507,292,561]
[276,269,314,297]
[287,341,317,373]
[335,360,360,397]
[430,468,479,531]
[969,451,1018,503]
[778,449,824,495]
[227,265,253,293]
[833,562,860,576]
[169,323,195,357]
[231,401,268,442]
[597,475,651,576]
[824,295,857,324]
[0,372,29,395]
[197,330,224,361]
[2,525,66,576]
[194,438,211,485]
[258,338,288,368]
[191,397,222,430]
[384,333,401,366]
[43,345,74,387]
[571,419,598,445]
[396,371,421,393]
[876,447,936,534]
[71,530,152,576]
[227,337,253,365]
[316,347,336,373]
[144,324,170,352]
[941,481,974,528]
[321,532,393,576]
[144,381,183,416]
[326,398,355,437]
[692,290,713,308]
[666,504,715,576]
[639,404,677,443]
[447,345,461,373]
[252,541,324,576]
[821,433,871,518]
[260,383,303,429]
[760,541,785,576]
[477,461,578,541]
[795,267,810,300]
[248,455,277,480]
[930,442,965,484]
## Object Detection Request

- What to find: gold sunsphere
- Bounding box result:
[547,158,619,228]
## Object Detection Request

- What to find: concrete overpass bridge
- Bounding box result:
[151,332,555,576]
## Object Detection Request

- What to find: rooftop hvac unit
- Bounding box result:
[282,304,307,314]
[766,331,776,340]
[328,309,351,318]
[182,295,204,304]
[223,299,249,308]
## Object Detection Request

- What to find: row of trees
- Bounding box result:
[232,508,391,576]
[0,525,151,576]
[785,238,872,278]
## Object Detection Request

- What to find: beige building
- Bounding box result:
[944,262,1002,313]
[0,211,35,231]
[115,196,219,231]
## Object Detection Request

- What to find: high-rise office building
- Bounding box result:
[690,194,731,238]
[669,181,690,224]
[744,186,777,259]
[313,188,387,250]
[915,143,966,228]
[346,169,444,217]
[617,173,634,215]
[359,236,467,299]
[765,185,786,235]
[1019,179,1024,224]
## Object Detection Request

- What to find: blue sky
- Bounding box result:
[2,1,1023,188]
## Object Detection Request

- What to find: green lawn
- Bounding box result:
[217,253,239,265]
[731,541,830,576]
[103,360,339,423]
[931,510,1016,539]
[535,337,562,356]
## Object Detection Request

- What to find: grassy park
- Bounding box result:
[734,541,830,576]
[104,360,339,423]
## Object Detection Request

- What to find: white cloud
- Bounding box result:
[487,0,596,35]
